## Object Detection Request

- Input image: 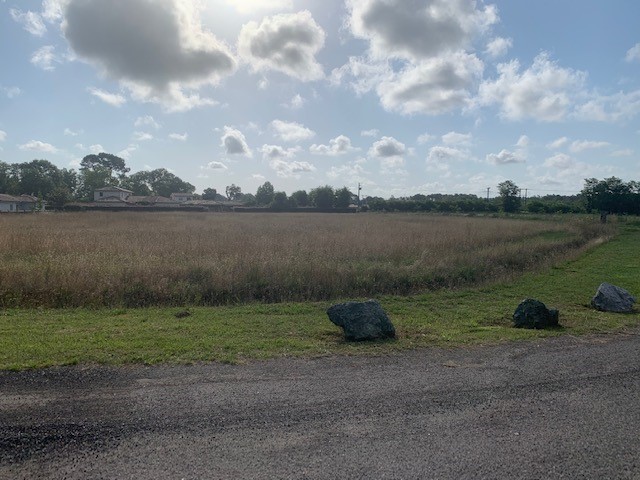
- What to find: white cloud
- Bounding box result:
[486,149,525,165]
[569,140,610,153]
[369,136,406,158]
[573,90,640,123]
[31,46,59,71]
[18,140,58,153]
[547,136,568,150]
[269,159,316,178]
[417,132,434,145]
[442,131,472,146]
[87,87,126,107]
[133,131,153,141]
[478,53,586,122]
[543,153,574,170]
[204,161,228,170]
[361,129,379,137]
[346,0,498,61]
[89,144,104,154]
[10,9,47,36]
[270,120,315,142]
[221,126,252,157]
[117,144,138,160]
[310,135,357,156]
[42,0,63,23]
[64,128,81,136]
[516,135,530,148]
[427,146,469,164]
[226,0,293,14]
[62,0,236,111]
[377,52,484,115]
[610,149,634,157]
[625,43,640,63]
[169,132,188,141]
[0,130,6,142]
[238,10,325,81]
[260,144,301,159]
[134,115,161,129]
[327,158,367,180]
[284,93,305,110]
[330,56,392,95]
[485,37,512,59]
[1,86,22,99]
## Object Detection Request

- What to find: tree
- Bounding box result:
[309,185,335,209]
[202,188,218,200]
[255,181,275,206]
[581,177,636,215]
[497,180,521,213]
[225,184,242,201]
[77,152,128,200]
[80,153,130,180]
[270,191,288,210]
[334,187,353,209]
[48,185,72,209]
[290,190,309,207]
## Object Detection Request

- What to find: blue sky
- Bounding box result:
[1,0,639,198]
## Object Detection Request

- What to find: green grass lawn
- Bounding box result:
[1,221,639,371]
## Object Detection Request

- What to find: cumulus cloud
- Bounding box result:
[486,149,525,165]
[133,131,153,141]
[573,90,640,123]
[516,135,530,148]
[368,136,406,158]
[221,126,252,157]
[269,159,316,178]
[10,9,47,36]
[543,153,574,170]
[330,56,392,95]
[442,131,472,145]
[485,36,512,59]
[327,158,367,179]
[64,128,81,136]
[478,53,586,122]
[1,86,22,99]
[117,144,138,160]
[284,93,305,109]
[87,87,126,107]
[361,129,379,137]
[204,161,228,170]
[238,10,325,81]
[226,0,293,14]
[417,132,435,144]
[169,132,188,141]
[377,52,484,115]
[427,146,469,164]
[625,43,640,63]
[270,120,315,142]
[260,144,301,159]
[547,136,568,150]
[0,130,6,142]
[135,115,161,129]
[569,140,610,153]
[31,46,59,71]
[62,0,236,110]
[346,0,498,61]
[18,140,58,153]
[610,149,634,157]
[310,135,357,156]
[89,144,104,153]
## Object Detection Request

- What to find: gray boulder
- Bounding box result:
[513,299,559,329]
[327,300,396,342]
[591,283,636,313]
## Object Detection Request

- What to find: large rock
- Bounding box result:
[513,299,559,329]
[327,300,396,342]
[591,283,636,313]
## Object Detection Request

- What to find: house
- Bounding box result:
[94,186,133,202]
[0,194,39,213]
[170,192,195,203]
[126,195,178,206]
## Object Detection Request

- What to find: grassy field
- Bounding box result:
[0,214,638,371]
[0,211,612,308]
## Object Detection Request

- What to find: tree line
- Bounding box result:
[1,154,637,215]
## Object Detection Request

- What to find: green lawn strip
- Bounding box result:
[1,225,638,371]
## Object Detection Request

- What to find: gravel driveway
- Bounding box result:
[2,331,639,479]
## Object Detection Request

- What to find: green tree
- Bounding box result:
[334,187,353,209]
[77,153,128,200]
[255,181,275,206]
[497,180,521,213]
[80,153,130,180]
[581,177,635,214]
[270,191,288,210]
[290,190,309,207]
[225,184,242,201]
[309,185,335,209]
[48,185,72,209]
[202,188,218,200]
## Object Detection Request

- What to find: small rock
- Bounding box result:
[591,283,636,313]
[513,299,559,329]
[327,300,396,342]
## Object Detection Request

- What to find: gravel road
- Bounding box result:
[2,331,640,479]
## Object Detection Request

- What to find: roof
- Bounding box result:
[127,196,178,204]
[0,194,37,202]
[170,192,194,197]
[94,186,134,193]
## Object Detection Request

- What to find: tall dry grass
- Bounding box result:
[0,212,613,307]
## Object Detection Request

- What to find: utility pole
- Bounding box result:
[357,182,362,210]
[524,188,528,205]
[486,187,490,201]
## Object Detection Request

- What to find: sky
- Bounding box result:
[1,0,639,199]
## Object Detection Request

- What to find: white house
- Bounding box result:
[0,194,39,213]
[94,186,133,202]
[170,192,195,202]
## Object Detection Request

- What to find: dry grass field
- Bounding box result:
[0,212,612,308]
